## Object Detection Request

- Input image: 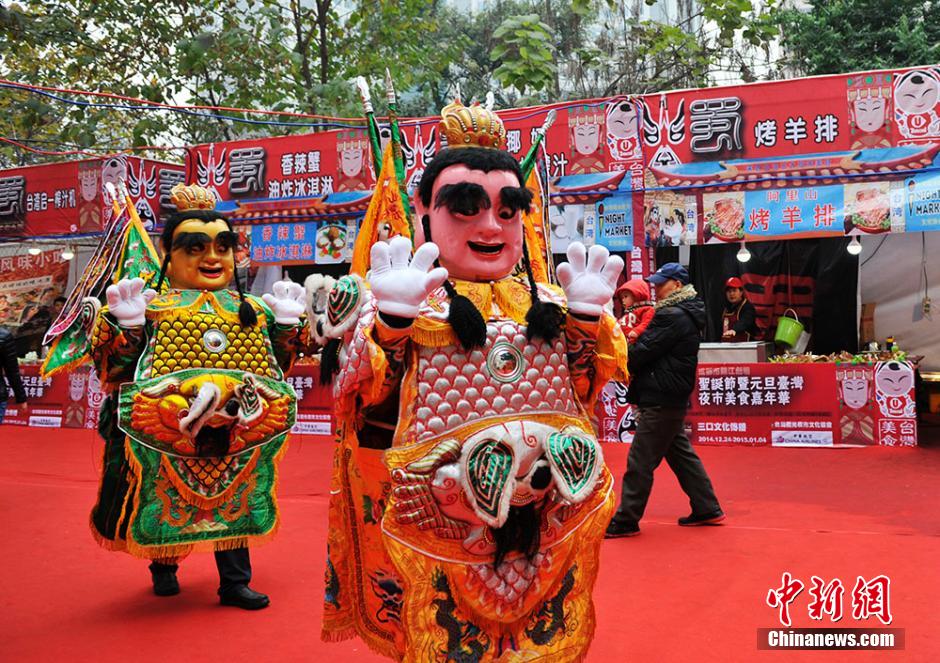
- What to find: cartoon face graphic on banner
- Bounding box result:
[846,73,893,149]
[893,68,940,144]
[836,367,874,445]
[77,161,101,232]
[874,361,916,418]
[336,130,371,192]
[605,98,641,164]
[568,105,605,174]
[195,143,228,201]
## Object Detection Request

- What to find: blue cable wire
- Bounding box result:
[0,82,365,130]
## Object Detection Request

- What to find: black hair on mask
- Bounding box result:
[418,147,524,208]
[157,208,256,327]
[522,240,563,343]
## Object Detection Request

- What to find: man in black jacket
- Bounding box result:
[0,326,29,423]
[606,263,723,538]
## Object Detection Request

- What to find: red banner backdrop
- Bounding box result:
[0,156,184,237]
[595,362,918,447]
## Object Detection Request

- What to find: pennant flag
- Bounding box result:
[522,168,550,283]
[350,143,411,276]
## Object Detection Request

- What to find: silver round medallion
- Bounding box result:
[486,342,524,384]
[202,328,229,353]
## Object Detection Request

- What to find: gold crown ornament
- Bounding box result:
[440,99,507,150]
[169,183,218,212]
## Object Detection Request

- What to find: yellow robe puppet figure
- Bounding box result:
[322,102,628,661]
[89,184,307,608]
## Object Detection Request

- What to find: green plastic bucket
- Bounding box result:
[774,309,804,347]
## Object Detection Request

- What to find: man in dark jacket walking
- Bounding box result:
[606,263,723,538]
[0,326,29,424]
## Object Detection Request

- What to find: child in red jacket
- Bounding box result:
[616,278,655,344]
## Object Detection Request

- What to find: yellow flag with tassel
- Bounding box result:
[522,167,550,283]
[350,143,411,276]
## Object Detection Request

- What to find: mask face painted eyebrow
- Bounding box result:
[499,186,533,215]
[434,182,491,216]
[215,230,238,251]
[172,231,213,252]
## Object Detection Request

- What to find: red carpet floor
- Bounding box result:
[1,427,938,662]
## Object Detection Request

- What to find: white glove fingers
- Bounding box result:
[586,244,609,273]
[128,277,145,297]
[424,267,449,293]
[287,282,306,302]
[143,288,158,304]
[117,279,132,300]
[389,236,412,269]
[261,293,275,308]
[273,280,288,298]
[556,263,574,290]
[566,242,587,273]
[106,284,121,308]
[370,241,391,275]
[410,242,440,273]
[603,255,625,290]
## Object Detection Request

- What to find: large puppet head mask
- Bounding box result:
[412,101,561,350]
[156,183,256,327]
[415,100,531,283]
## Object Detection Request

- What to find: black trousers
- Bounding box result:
[613,405,721,525]
[149,548,252,593]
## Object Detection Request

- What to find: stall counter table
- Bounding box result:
[595,361,918,447]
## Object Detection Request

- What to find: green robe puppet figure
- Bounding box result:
[88,183,307,608]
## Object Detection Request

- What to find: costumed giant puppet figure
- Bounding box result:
[89,184,307,609]
[321,101,627,661]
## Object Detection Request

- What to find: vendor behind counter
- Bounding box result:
[721,277,760,342]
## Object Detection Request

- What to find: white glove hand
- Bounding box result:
[106,277,157,328]
[262,280,307,325]
[556,242,624,317]
[369,236,448,318]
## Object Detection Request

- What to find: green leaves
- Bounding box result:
[491,13,556,95]
[776,0,940,76]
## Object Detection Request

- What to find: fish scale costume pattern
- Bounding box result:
[89,221,306,561]
[321,102,627,661]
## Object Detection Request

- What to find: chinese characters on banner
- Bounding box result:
[688,363,836,446]
[594,362,918,447]
[0,157,183,237]
[179,65,940,263]
[0,364,102,429]
[249,219,358,265]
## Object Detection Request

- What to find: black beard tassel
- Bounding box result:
[319,338,342,385]
[422,214,487,351]
[493,503,541,570]
[233,269,258,328]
